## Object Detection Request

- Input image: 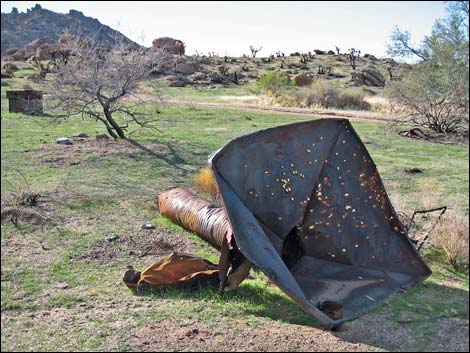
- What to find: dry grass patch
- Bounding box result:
[433,213,469,269]
[193,167,219,200]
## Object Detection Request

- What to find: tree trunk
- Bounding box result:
[103,105,126,139]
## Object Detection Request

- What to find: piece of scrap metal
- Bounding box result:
[208,118,431,329]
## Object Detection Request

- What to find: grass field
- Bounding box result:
[1,80,469,351]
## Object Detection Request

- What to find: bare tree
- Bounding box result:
[249,45,263,58]
[46,34,166,139]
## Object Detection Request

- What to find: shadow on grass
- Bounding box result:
[133,280,322,328]
[126,138,191,174]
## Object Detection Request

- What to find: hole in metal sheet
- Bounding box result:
[282,227,305,269]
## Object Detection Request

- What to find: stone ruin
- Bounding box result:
[6,89,44,115]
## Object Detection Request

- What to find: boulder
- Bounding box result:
[5,47,20,56]
[152,37,185,55]
[3,63,18,71]
[141,223,156,230]
[190,72,207,81]
[25,37,50,56]
[175,63,196,75]
[327,50,335,55]
[167,76,188,87]
[314,49,326,55]
[168,80,186,87]
[56,137,73,145]
[364,53,378,60]
[7,48,27,61]
[351,68,385,87]
[294,73,314,86]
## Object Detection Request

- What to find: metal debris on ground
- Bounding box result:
[209,118,431,329]
[126,118,431,330]
[157,188,249,291]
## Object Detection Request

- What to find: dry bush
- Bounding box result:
[193,167,219,200]
[364,95,409,114]
[1,189,44,226]
[274,94,303,107]
[1,167,46,225]
[302,79,370,110]
[433,214,469,269]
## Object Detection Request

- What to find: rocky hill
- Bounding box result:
[1,4,138,56]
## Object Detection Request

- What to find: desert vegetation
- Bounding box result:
[386,1,469,135]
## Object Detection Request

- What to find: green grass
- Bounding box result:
[1,79,468,351]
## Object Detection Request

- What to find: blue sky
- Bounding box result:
[1,1,447,58]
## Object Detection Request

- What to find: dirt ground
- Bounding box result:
[126,309,469,352]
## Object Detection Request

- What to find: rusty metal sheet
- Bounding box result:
[209,118,431,329]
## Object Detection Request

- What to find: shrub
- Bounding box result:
[274,94,302,107]
[254,70,292,96]
[385,2,469,134]
[302,79,370,110]
[432,214,469,269]
[193,167,219,200]
[386,64,469,134]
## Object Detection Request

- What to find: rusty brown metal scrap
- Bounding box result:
[158,118,431,330]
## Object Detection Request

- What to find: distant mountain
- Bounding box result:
[1,4,139,55]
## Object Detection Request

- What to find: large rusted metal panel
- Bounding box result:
[209,118,431,329]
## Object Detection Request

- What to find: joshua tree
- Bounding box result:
[47,34,166,140]
[249,45,263,58]
[30,55,51,79]
[348,48,361,70]
[386,66,393,80]
[335,46,341,55]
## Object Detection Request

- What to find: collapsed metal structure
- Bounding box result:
[158,118,431,329]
